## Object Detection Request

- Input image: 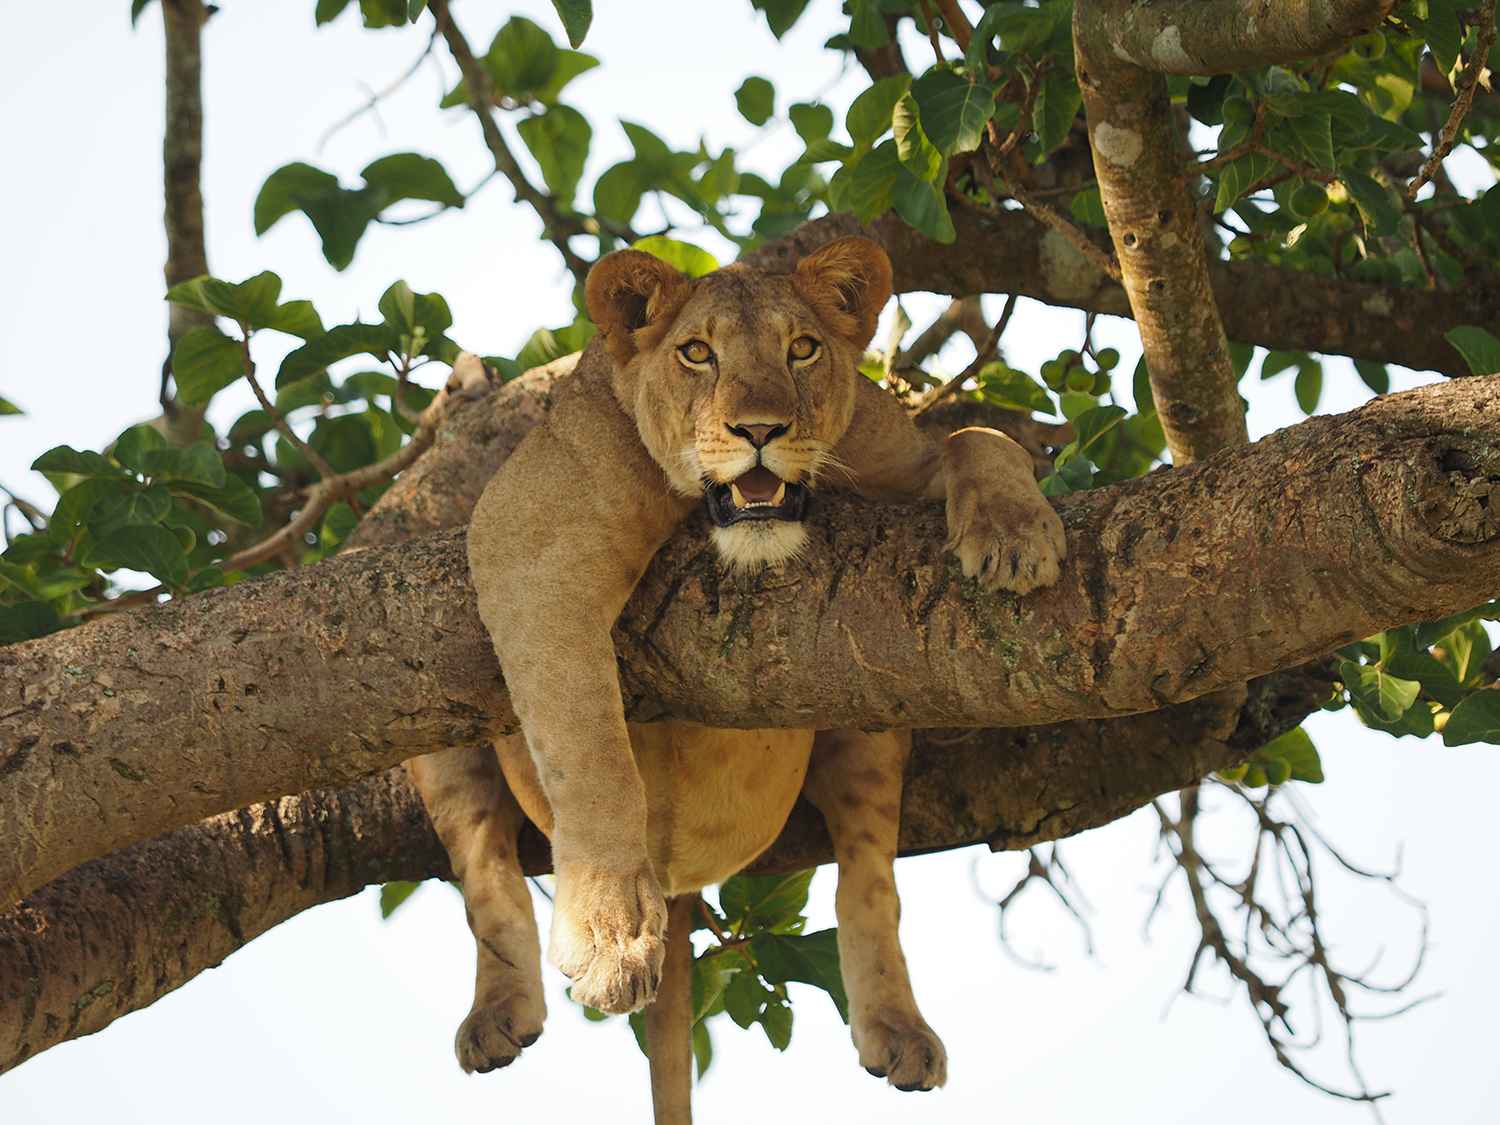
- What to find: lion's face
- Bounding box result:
[586,237,893,568]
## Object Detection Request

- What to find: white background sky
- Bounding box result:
[2,2,1497,1123]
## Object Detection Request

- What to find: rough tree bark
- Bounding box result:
[744,208,1498,380]
[3,372,1497,915]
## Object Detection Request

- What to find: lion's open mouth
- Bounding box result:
[703,465,808,527]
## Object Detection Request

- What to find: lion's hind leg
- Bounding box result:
[802,728,947,1092]
[406,744,547,1073]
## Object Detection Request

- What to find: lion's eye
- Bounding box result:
[678,340,714,366]
[788,335,820,363]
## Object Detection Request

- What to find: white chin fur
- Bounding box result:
[712,521,808,570]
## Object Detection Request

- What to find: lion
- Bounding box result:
[406,237,1066,1122]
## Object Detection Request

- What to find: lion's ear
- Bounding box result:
[791,236,893,347]
[586,250,691,364]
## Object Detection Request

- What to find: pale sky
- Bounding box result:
[1,3,1497,1124]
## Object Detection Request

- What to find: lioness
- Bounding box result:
[408,237,1065,1117]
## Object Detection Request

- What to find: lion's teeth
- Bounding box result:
[730,483,746,508]
[771,482,786,506]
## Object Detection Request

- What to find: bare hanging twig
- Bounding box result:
[1407,3,1496,201]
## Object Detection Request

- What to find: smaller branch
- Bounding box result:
[428,0,593,286]
[318,27,439,152]
[1406,3,1497,201]
[932,0,974,52]
[913,293,1016,416]
[217,359,483,576]
[982,844,1095,971]
[239,331,339,484]
[918,0,946,61]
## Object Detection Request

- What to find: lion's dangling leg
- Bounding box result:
[406,744,547,1073]
[803,729,947,1092]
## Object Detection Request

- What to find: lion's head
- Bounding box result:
[585,236,892,568]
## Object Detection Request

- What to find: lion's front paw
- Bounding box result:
[548,864,667,1014]
[855,1008,948,1091]
[455,991,546,1074]
[945,483,1066,595]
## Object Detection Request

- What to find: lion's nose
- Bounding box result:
[726,422,789,449]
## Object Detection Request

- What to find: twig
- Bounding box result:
[932,0,974,53]
[1407,3,1496,200]
[979,844,1095,971]
[428,0,596,286]
[318,27,439,152]
[917,0,946,61]
[238,331,339,484]
[913,293,1016,416]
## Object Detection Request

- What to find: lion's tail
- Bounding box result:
[646,894,698,1125]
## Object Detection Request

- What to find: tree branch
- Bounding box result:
[0,669,1330,1071]
[742,209,1496,380]
[1074,0,1394,75]
[3,370,1497,911]
[159,0,213,444]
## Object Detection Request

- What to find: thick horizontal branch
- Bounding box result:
[3,374,1497,911]
[1074,0,1393,75]
[744,210,1496,379]
[0,668,1329,1071]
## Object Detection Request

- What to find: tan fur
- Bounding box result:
[413,239,1065,1112]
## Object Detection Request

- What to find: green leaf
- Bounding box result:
[1341,659,1422,722]
[1445,326,1500,376]
[253,162,342,235]
[593,160,643,225]
[0,601,61,645]
[692,1020,713,1079]
[1443,690,1500,746]
[750,929,848,1022]
[357,0,407,28]
[846,75,911,148]
[735,76,775,126]
[1071,405,1127,455]
[979,364,1055,416]
[891,168,956,243]
[832,140,902,221]
[172,475,262,527]
[750,0,811,38]
[1294,362,1322,414]
[487,16,559,98]
[1252,727,1324,784]
[142,442,226,488]
[892,94,941,181]
[315,0,353,24]
[377,281,454,337]
[0,396,20,416]
[789,102,833,143]
[549,0,592,46]
[112,424,167,474]
[1339,169,1401,237]
[360,153,465,208]
[1354,359,1389,394]
[535,49,600,105]
[1213,152,1278,211]
[277,323,402,386]
[517,105,592,203]
[719,870,813,930]
[86,484,173,535]
[760,1001,793,1051]
[1070,186,1106,227]
[84,524,189,586]
[171,327,244,406]
[909,69,995,156]
[1033,69,1081,157]
[631,236,719,278]
[1265,111,1335,171]
[32,446,127,479]
[723,971,773,1029]
[380,880,421,918]
[130,0,156,26]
